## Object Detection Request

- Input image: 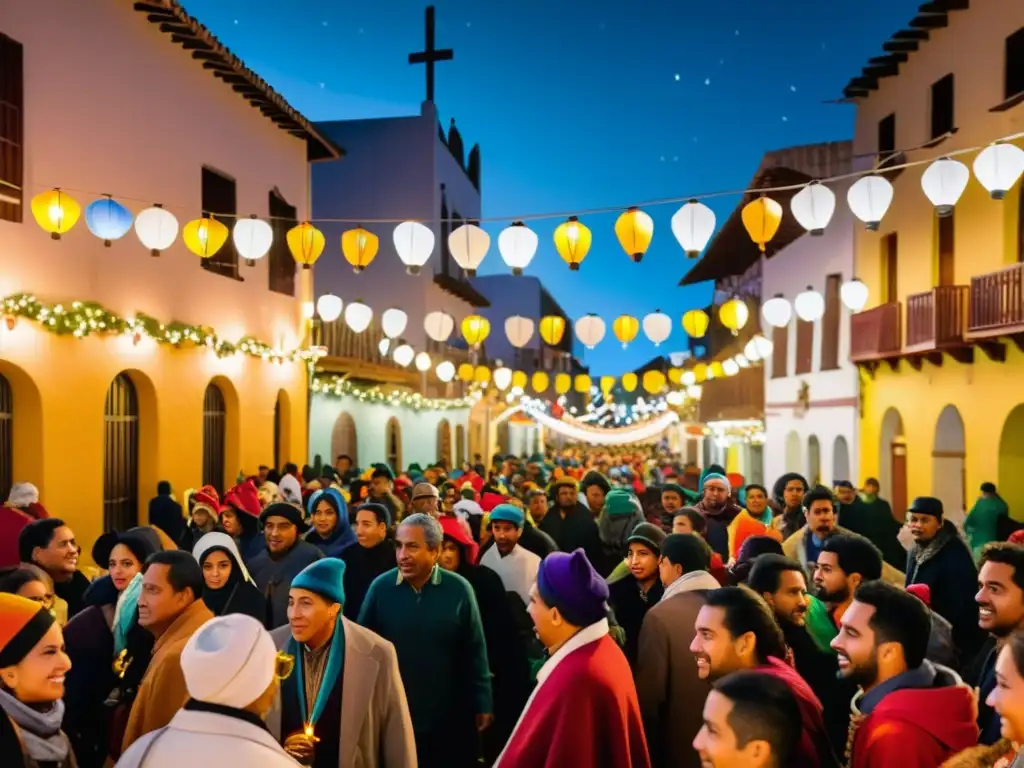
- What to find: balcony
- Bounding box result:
[850,303,901,363]
[698,366,764,423]
[967,263,1024,340]
[904,286,970,358]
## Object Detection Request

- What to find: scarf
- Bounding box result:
[0,688,69,763]
[113,572,143,656]
[286,615,346,731]
[661,569,721,601]
[910,520,957,569]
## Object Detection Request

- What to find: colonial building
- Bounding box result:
[0,0,338,548]
[846,1,1024,522]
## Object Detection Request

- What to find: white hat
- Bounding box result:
[192,531,255,585]
[181,614,276,708]
[278,474,302,505]
[6,482,39,508]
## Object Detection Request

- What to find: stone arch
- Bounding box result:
[274,389,292,470]
[880,407,907,520]
[0,361,42,502]
[386,416,402,472]
[999,404,1024,520]
[331,412,358,467]
[933,404,966,524]
[833,435,851,483]
[785,431,802,473]
[103,369,158,531]
[807,435,821,487]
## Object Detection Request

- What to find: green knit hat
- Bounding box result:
[604,489,638,517]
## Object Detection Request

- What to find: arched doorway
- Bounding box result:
[203,382,226,492]
[933,404,966,525]
[331,412,358,466]
[880,407,907,521]
[0,373,11,503]
[386,417,402,472]
[999,404,1024,521]
[807,435,821,487]
[104,373,139,531]
[785,431,802,473]
[455,424,466,466]
[437,419,452,466]
[833,436,851,484]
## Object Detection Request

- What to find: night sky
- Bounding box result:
[185,0,918,374]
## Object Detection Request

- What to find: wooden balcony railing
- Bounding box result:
[850,303,901,362]
[967,263,1024,339]
[697,366,764,423]
[905,285,968,352]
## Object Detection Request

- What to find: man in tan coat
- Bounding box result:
[122,550,214,751]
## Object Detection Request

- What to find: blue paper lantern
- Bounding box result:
[85,196,133,246]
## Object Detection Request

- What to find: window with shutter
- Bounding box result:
[795,319,814,374]
[268,190,297,295]
[820,274,841,371]
[771,325,789,379]
[0,33,24,223]
[201,167,239,278]
[1005,28,1024,101]
[930,74,955,140]
[877,113,896,167]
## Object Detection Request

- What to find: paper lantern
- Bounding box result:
[921,157,970,217]
[183,216,229,259]
[643,311,672,346]
[741,196,783,252]
[532,371,549,393]
[621,372,638,392]
[666,390,684,406]
[31,189,81,240]
[668,368,683,385]
[539,315,566,346]
[414,351,432,372]
[493,367,513,391]
[449,223,490,276]
[457,363,475,382]
[553,216,592,271]
[393,344,415,368]
[600,375,616,395]
[554,373,571,395]
[342,227,379,273]
[287,222,325,270]
[316,294,343,323]
[461,314,491,347]
[381,308,408,339]
[744,335,773,361]
[498,221,538,275]
[613,314,640,348]
[378,338,390,356]
[847,175,894,231]
[973,142,1024,200]
[642,370,666,394]
[734,354,750,368]
[134,205,179,256]
[841,279,869,312]
[718,298,750,335]
[574,374,592,394]
[681,370,696,387]
[722,359,740,377]
[424,311,455,343]
[436,361,456,382]
[574,314,606,349]
[687,384,703,399]
[393,221,434,275]
[615,207,654,263]
[233,216,273,265]
[790,182,836,236]
[709,361,724,379]
[474,365,491,384]
[693,363,708,382]
[344,300,373,333]
[761,294,793,328]
[85,196,132,246]
[671,200,716,257]
[794,286,825,322]
[512,370,528,390]
[504,316,535,348]
[682,309,710,339]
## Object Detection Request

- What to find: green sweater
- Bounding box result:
[965,495,1009,560]
[357,565,493,737]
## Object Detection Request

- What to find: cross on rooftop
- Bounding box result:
[408,5,454,103]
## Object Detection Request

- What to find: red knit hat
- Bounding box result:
[0,593,55,667]
[223,481,261,518]
[440,515,479,565]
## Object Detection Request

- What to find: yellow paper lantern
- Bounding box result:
[615,206,654,263]
[31,189,81,240]
[539,315,566,346]
[457,363,475,382]
[182,216,229,259]
[613,315,640,348]
[461,314,491,347]
[555,373,571,394]
[600,375,616,395]
[341,226,379,272]
[287,222,326,270]
[574,374,592,393]
[668,368,683,385]
[532,371,550,393]
[682,309,710,339]
[553,216,592,271]
[741,196,783,253]
[693,363,708,382]
[709,361,725,379]
[643,370,667,394]
[621,372,638,392]
[474,365,490,384]
[512,370,528,390]
[718,298,750,335]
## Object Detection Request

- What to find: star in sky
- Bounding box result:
[674,73,680,81]
[704,78,711,85]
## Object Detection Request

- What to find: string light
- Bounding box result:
[311,374,479,411]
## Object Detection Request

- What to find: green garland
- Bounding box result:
[1,293,321,364]
[311,373,478,411]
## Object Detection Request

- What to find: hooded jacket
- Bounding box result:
[757,656,839,768]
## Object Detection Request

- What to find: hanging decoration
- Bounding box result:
[722,358,740,377]
[315,294,343,323]
[436,360,456,382]
[718,298,749,335]
[743,334,773,362]
[575,314,606,349]
[84,196,132,246]
[392,343,415,367]
[553,216,591,271]
[498,221,538,276]
[182,216,229,260]
[31,189,81,240]
[378,338,390,356]
[794,286,826,322]
[554,373,572,395]
[671,200,716,258]
[790,182,836,236]
[381,308,408,339]
[287,222,326,270]
[449,223,490,276]
[474,365,491,383]
[312,374,476,411]
[761,294,793,328]
[134,205,178,257]
[846,175,893,231]
[424,311,455,343]
[512,370,528,390]
[341,226,379,273]
[973,142,1024,200]
[531,371,549,393]
[615,207,654,263]
[741,195,783,252]
[921,157,970,217]
[642,370,666,394]
[621,372,638,392]
[393,221,434,275]
[461,314,491,347]
[682,308,710,339]
[613,314,640,348]
[539,315,566,346]
[840,279,869,312]
[344,300,373,333]
[493,367,513,391]
[574,374,592,393]
[233,215,273,266]
[457,363,475,382]
[414,351,432,372]
[505,316,535,348]
[507,402,681,446]
[642,311,672,346]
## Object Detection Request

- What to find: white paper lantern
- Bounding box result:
[344,300,373,333]
[381,308,408,339]
[378,338,390,356]
[493,367,513,391]
[840,278,869,312]
[666,390,684,407]
[749,334,773,360]
[301,301,315,320]
[316,294,343,323]
[505,316,535,348]
[233,216,273,265]
[393,221,435,274]
[436,360,456,382]
[681,370,697,387]
[687,384,702,399]
[393,343,414,367]
[921,157,970,217]
[448,223,490,276]
[642,311,672,346]
[761,294,793,328]
[847,175,893,231]
[973,142,1024,200]
[498,221,538,276]
[794,286,825,322]
[671,200,716,257]
[134,205,179,256]
[722,359,740,377]
[414,351,432,372]
[574,314,606,349]
[424,311,455,343]
[790,182,836,236]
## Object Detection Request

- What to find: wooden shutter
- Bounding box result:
[0,34,23,223]
[795,319,814,374]
[268,190,297,295]
[201,167,239,278]
[820,274,841,371]
[771,325,788,379]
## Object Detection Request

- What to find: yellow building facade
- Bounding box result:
[0,0,341,550]
[848,3,1024,519]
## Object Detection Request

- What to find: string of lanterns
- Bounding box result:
[311,373,480,411]
[760,277,868,329]
[30,136,1023,274]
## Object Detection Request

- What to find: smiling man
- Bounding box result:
[18,518,89,619]
[248,502,322,629]
[339,502,395,621]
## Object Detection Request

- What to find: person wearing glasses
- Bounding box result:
[0,565,57,616]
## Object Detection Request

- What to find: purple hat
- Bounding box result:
[537,549,609,628]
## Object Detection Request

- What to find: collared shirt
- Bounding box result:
[395,563,442,591]
[479,543,540,606]
[661,569,721,602]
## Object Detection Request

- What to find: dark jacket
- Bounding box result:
[304,523,357,559]
[694,500,742,561]
[340,540,396,621]
[53,570,91,620]
[538,502,601,566]
[248,540,323,628]
[608,576,664,668]
[147,494,187,548]
[838,496,905,570]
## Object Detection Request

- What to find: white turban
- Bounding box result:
[278,474,302,506]
[181,614,276,708]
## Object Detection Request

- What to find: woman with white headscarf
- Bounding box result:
[193,533,268,628]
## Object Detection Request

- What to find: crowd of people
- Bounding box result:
[1,448,1024,767]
